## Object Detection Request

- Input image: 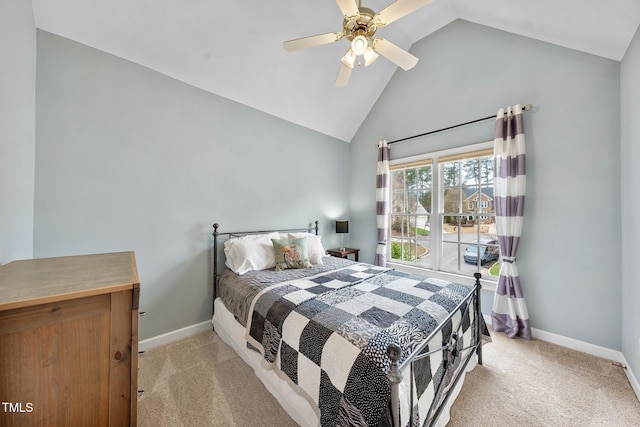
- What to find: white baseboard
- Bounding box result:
[623,359,640,403]
[531,326,624,363]
[484,314,640,402]
[483,314,620,361]
[138,320,212,352]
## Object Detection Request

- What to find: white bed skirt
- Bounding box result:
[211,297,477,427]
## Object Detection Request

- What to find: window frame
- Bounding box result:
[387,141,498,290]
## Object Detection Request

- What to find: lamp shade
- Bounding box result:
[341,48,356,68]
[363,46,379,66]
[335,220,349,234]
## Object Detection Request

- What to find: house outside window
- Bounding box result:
[389,142,499,280]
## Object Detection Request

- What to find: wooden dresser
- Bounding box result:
[0,252,140,427]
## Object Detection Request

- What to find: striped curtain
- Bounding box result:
[375,140,390,267]
[491,105,531,339]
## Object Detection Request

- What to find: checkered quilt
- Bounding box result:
[245,263,479,427]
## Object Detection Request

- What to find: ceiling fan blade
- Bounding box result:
[373,38,419,70]
[376,0,433,26]
[335,62,353,86]
[336,0,359,18]
[283,32,343,52]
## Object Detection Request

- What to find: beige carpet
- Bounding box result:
[138,329,640,426]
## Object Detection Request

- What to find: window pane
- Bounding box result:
[389,214,432,268]
[416,166,432,189]
[461,158,480,185]
[441,241,467,274]
[419,190,432,214]
[480,156,494,185]
[391,169,405,192]
[442,162,459,187]
[406,191,419,212]
[405,168,418,190]
[441,214,499,276]
[391,170,405,214]
[443,188,462,213]
[462,186,479,219]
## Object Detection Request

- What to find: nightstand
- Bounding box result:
[326,248,359,262]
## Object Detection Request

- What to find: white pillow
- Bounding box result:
[287,233,327,265]
[224,232,279,275]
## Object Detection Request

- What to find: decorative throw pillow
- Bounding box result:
[287,233,327,265]
[271,237,312,271]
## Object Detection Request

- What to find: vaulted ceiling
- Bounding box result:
[32,0,640,142]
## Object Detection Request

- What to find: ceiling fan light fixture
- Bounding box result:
[363,46,379,66]
[351,35,368,56]
[341,48,356,68]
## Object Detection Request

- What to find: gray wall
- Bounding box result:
[349,20,623,350]
[621,24,640,387]
[34,31,350,340]
[0,0,36,264]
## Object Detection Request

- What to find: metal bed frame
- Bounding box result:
[211,221,483,427]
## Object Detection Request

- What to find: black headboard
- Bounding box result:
[211,221,319,313]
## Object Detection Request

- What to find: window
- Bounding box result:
[390,159,432,266]
[389,142,499,280]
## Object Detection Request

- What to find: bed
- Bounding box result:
[211,221,487,427]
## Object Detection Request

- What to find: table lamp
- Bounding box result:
[335,220,349,251]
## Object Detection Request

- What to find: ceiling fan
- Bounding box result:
[283,0,433,86]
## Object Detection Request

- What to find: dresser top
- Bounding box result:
[0,251,139,311]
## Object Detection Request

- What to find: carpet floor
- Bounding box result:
[137,328,640,426]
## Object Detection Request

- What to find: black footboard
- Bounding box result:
[386,273,483,427]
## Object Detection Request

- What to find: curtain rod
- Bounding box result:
[387,103,533,145]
